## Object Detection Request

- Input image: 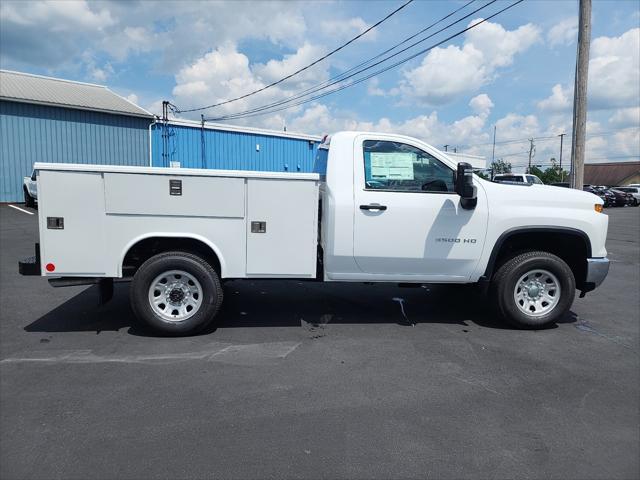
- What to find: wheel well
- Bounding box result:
[123,237,221,277]
[487,230,590,289]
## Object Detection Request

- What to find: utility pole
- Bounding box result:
[570,0,592,190]
[527,138,535,173]
[443,144,449,152]
[491,125,496,180]
[161,100,169,167]
[558,133,566,181]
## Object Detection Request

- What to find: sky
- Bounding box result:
[1,0,639,170]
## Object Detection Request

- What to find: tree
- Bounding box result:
[490,159,512,176]
[530,159,569,184]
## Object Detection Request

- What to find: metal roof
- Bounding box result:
[0,70,152,118]
[584,161,640,186]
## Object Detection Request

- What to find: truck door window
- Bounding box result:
[363,140,454,193]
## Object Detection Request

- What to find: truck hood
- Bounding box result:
[480,180,603,209]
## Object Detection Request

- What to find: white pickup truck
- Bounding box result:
[19,131,610,335]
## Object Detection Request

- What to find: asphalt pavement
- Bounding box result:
[1,203,638,479]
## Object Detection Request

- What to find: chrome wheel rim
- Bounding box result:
[148,270,203,322]
[514,269,561,317]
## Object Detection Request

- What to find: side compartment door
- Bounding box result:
[38,170,107,275]
[352,136,488,280]
[246,178,318,277]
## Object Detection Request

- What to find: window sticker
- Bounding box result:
[370,152,415,180]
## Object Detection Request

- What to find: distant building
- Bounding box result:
[584,161,640,186]
[0,70,153,202]
[0,70,322,203]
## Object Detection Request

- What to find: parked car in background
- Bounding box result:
[22,171,37,208]
[493,173,544,185]
[584,186,613,208]
[614,186,640,206]
[609,188,635,207]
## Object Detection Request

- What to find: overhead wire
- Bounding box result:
[205,0,520,121]
[204,0,500,121]
[215,0,478,115]
[172,0,415,114]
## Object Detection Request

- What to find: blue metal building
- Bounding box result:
[1,70,322,203]
[0,70,153,202]
[151,120,321,173]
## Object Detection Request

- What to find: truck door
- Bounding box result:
[352,136,488,281]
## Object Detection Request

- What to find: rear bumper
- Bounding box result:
[582,257,610,293]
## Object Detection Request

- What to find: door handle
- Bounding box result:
[359,204,387,211]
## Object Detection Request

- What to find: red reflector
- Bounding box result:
[45,263,55,272]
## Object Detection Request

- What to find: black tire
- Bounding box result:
[24,188,35,208]
[491,251,575,329]
[130,251,223,336]
[633,199,639,207]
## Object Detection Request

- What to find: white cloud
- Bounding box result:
[319,17,376,41]
[0,0,114,67]
[253,43,329,87]
[0,0,113,30]
[469,93,494,116]
[89,63,113,82]
[537,83,572,112]
[288,95,496,151]
[589,28,640,109]
[609,107,640,128]
[367,78,386,97]
[397,19,540,105]
[537,28,640,113]
[171,42,332,125]
[547,17,578,46]
[125,93,139,105]
[0,0,308,74]
[495,113,540,141]
[101,26,157,61]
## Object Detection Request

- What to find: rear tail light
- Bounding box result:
[45,263,55,272]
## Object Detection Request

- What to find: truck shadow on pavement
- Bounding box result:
[24,280,578,337]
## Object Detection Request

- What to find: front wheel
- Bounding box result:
[130,251,223,335]
[491,251,575,329]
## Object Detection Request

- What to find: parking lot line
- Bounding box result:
[8,204,34,215]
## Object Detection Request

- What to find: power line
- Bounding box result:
[462,127,640,149]
[205,0,495,121]
[205,0,522,122]
[220,0,479,116]
[172,0,415,114]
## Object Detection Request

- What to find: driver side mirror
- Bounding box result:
[455,162,477,210]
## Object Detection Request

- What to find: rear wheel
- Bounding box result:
[130,251,223,335]
[492,251,575,329]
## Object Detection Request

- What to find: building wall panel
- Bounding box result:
[0,100,150,202]
[151,123,319,173]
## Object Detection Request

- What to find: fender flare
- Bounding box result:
[481,226,592,280]
[119,232,227,277]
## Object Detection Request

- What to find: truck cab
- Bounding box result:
[320,132,488,282]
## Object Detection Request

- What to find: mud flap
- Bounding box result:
[98,278,114,305]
